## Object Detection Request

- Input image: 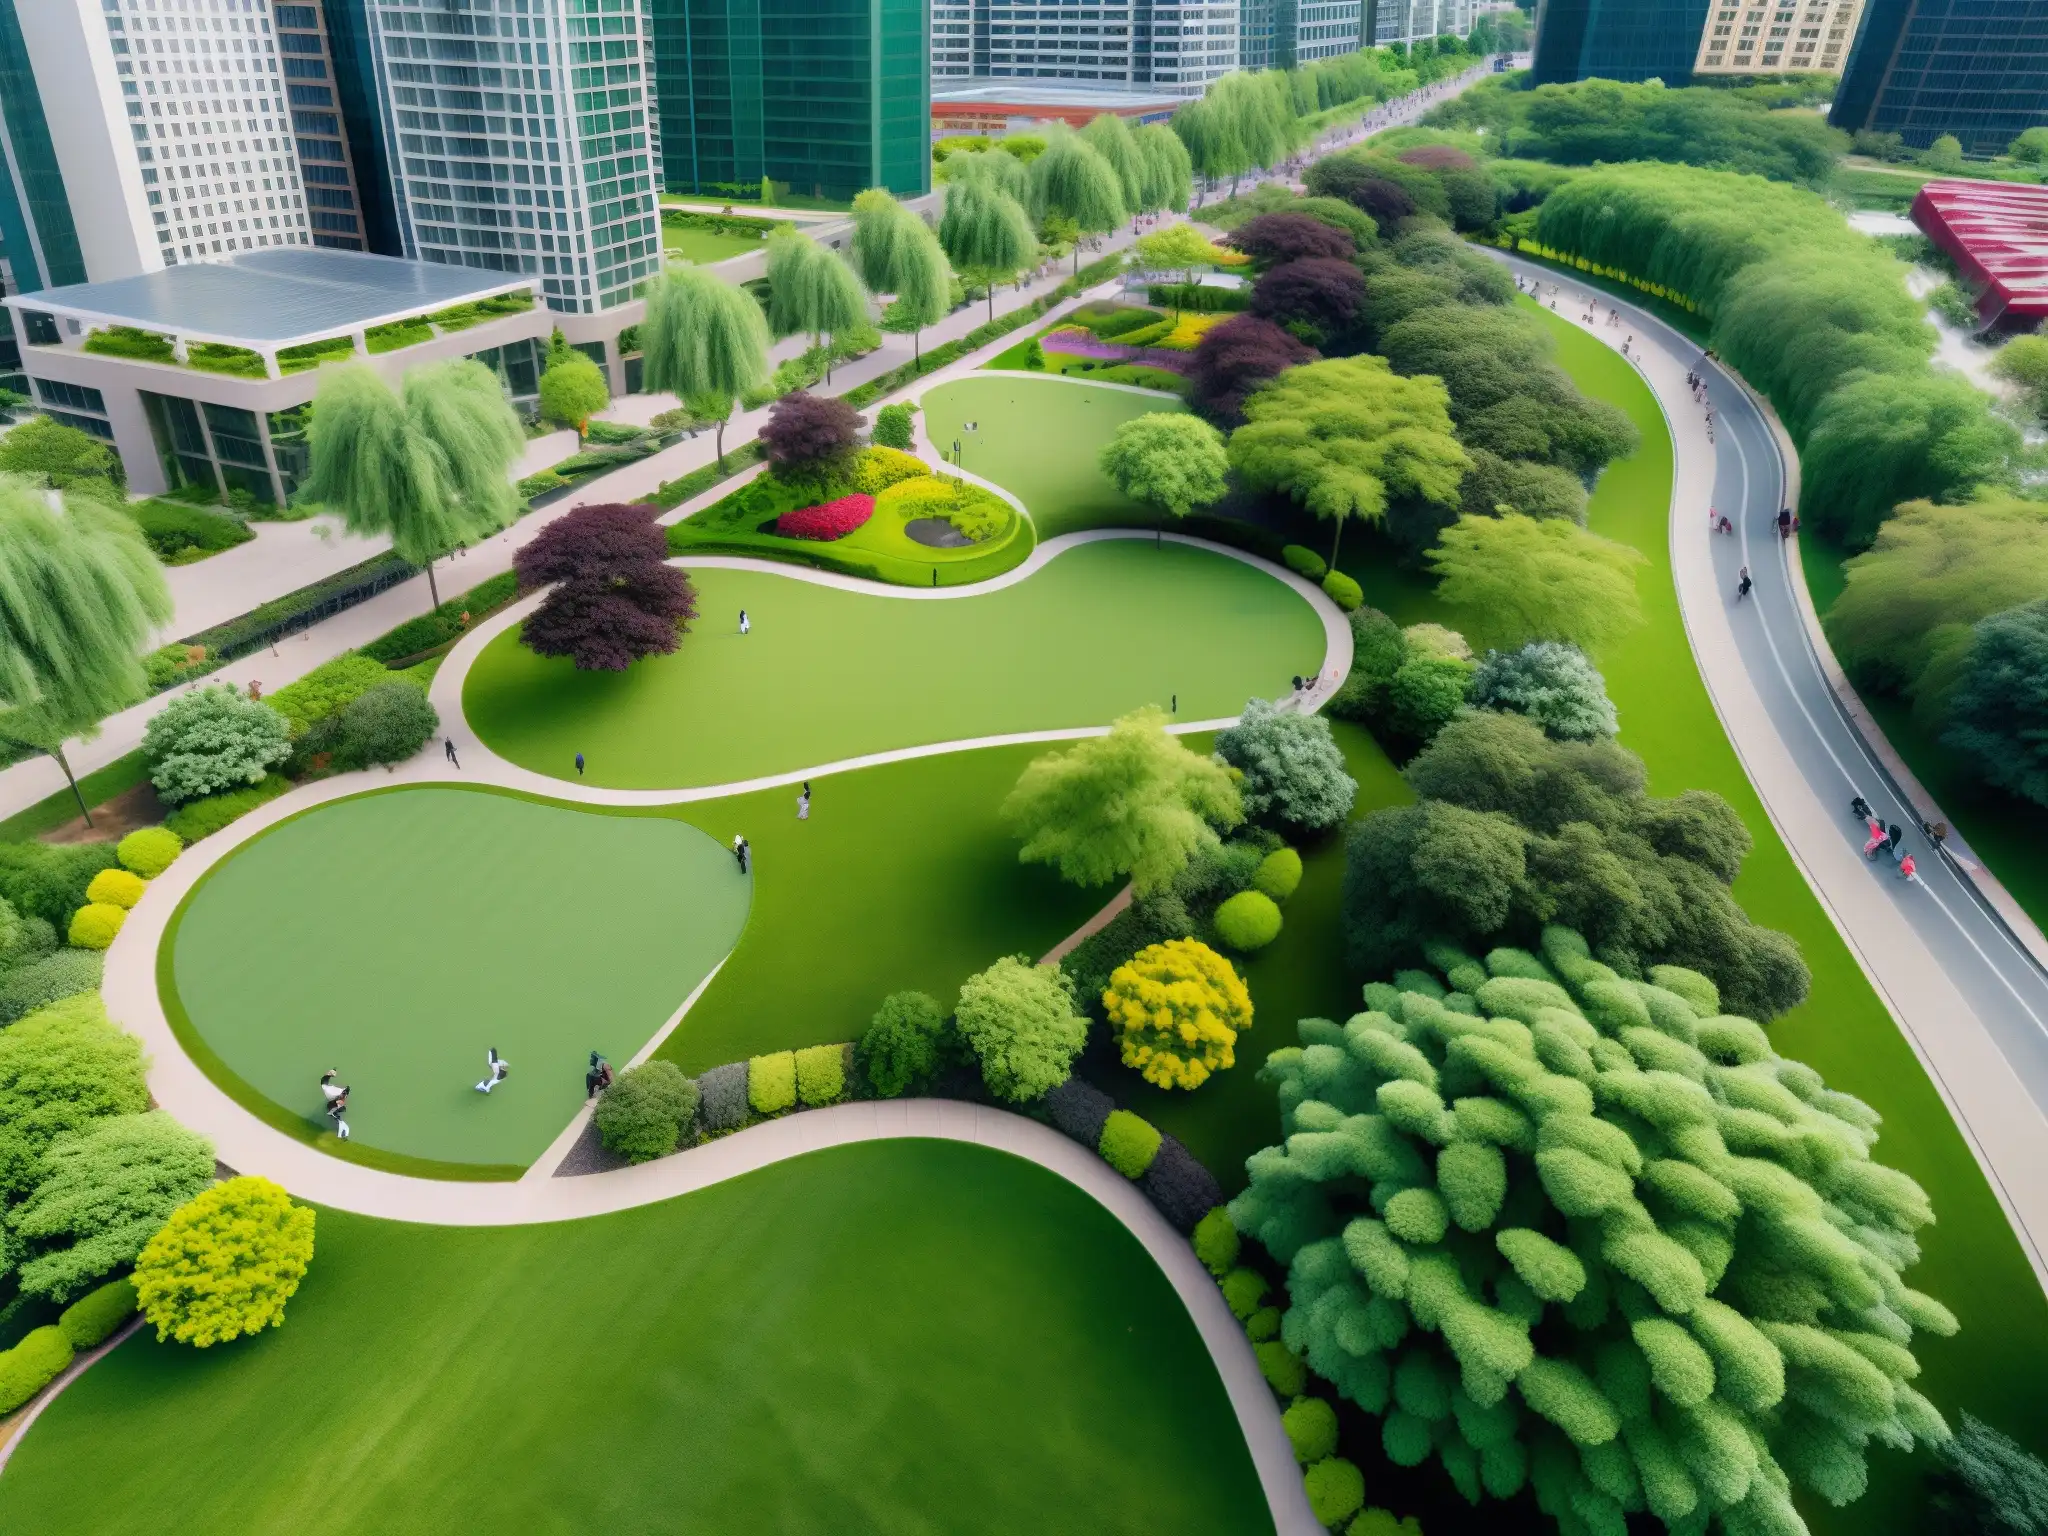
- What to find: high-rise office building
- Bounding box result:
[929,0,1236,87]
[652,0,927,200]
[1369,0,1470,45]
[1291,0,1364,61]
[0,0,311,291]
[1831,0,2048,156]
[273,1,389,252]
[1692,0,1864,75]
[361,0,663,314]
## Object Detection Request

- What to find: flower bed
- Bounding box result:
[777,493,874,541]
[1040,325,1193,376]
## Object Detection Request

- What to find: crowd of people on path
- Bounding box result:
[1853,794,1925,884]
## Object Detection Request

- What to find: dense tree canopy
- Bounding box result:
[1231,924,1951,1536]
[1942,599,2048,810]
[514,503,697,671]
[1214,697,1358,833]
[1229,357,1468,567]
[1098,412,1229,536]
[1250,257,1369,343]
[0,416,123,492]
[1187,314,1315,424]
[1470,642,1619,743]
[1343,711,1810,1019]
[938,175,1037,320]
[1429,515,1645,656]
[1231,212,1357,267]
[954,956,1089,1103]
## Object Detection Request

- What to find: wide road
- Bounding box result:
[1497,251,2048,1286]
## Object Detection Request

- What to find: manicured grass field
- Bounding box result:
[168,787,749,1171]
[660,226,763,263]
[0,1141,1273,1536]
[465,541,1325,790]
[920,374,1182,539]
[1343,307,2048,1529]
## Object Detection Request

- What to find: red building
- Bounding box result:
[1910,180,2048,332]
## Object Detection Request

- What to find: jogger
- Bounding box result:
[475,1047,509,1093]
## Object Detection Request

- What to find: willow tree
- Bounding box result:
[641,264,771,467]
[765,229,871,384]
[882,215,954,362]
[939,175,1037,322]
[1081,112,1145,214]
[304,359,523,609]
[1134,122,1194,212]
[850,188,920,294]
[0,475,172,823]
[1029,134,1127,271]
[945,146,1031,201]
[1172,88,1249,195]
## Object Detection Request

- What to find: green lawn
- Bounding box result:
[465,542,1325,790]
[920,374,1183,539]
[1341,305,2048,1529]
[167,787,750,1172]
[0,1141,1272,1536]
[660,226,763,264]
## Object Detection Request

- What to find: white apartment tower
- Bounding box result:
[360,0,664,315]
[930,0,1239,90]
[1693,0,1865,75]
[9,0,311,282]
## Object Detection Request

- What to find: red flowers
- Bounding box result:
[777,494,874,541]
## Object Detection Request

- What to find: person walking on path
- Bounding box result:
[1863,815,1887,859]
[1899,852,1918,882]
[797,782,810,821]
[575,751,585,777]
[320,1071,351,1140]
[733,833,750,874]
[445,737,461,770]
[585,1051,614,1100]
[1736,566,1753,601]
[475,1047,509,1094]
[739,608,750,636]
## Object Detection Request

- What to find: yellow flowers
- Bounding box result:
[1103,937,1252,1091]
[1156,312,1226,352]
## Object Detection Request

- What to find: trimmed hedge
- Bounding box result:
[1322,570,1364,611]
[84,869,145,910]
[747,1051,797,1115]
[1253,847,1303,902]
[0,950,103,1024]
[1221,1267,1270,1320]
[180,551,415,663]
[1246,1305,1281,1342]
[1138,1134,1224,1233]
[360,571,520,664]
[0,1325,73,1415]
[1304,1456,1366,1527]
[116,827,183,880]
[1256,1340,1308,1397]
[1214,889,1283,952]
[1193,1207,1240,1276]
[696,1061,750,1133]
[58,1277,138,1350]
[1282,544,1327,580]
[1042,1074,1116,1149]
[67,903,126,950]
[162,774,293,842]
[1283,1396,1340,1464]
[266,654,393,736]
[1098,1109,1162,1180]
[794,1043,847,1107]
[1148,282,1251,313]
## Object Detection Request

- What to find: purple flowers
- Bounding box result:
[1041,327,1193,376]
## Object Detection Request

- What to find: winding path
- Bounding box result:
[96,519,1345,1535]
[1493,251,2048,1291]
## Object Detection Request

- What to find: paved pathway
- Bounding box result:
[1497,252,2048,1290]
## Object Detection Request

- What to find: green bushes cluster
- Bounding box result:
[58,1277,139,1350]
[1098,1109,1162,1178]
[0,1325,72,1414]
[360,571,519,664]
[82,326,176,363]
[185,342,268,379]
[265,654,396,736]
[1328,607,1476,746]
[858,990,951,1097]
[0,951,103,1025]
[141,684,292,805]
[130,500,253,564]
[747,1051,797,1115]
[117,827,183,880]
[0,842,119,930]
[795,1043,847,1107]
[594,1061,700,1163]
[162,773,293,842]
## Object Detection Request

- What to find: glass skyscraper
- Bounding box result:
[0,0,87,291]
[650,0,927,204]
[1530,0,1713,82]
[1831,0,2048,156]
[363,0,664,314]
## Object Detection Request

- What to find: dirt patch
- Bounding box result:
[40,780,167,846]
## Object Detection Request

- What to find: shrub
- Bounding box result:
[0,1326,73,1415]
[1041,1074,1115,1147]
[1253,847,1302,902]
[1222,1266,1269,1319]
[514,502,698,672]
[67,903,126,950]
[954,956,1089,1103]
[265,654,394,736]
[1140,1134,1224,1233]
[1284,1395,1341,1464]
[330,682,439,769]
[858,991,949,1098]
[1283,544,1328,579]
[0,950,104,1025]
[162,774,292,842]
[1387,653,1473,740]
[1322,570,1363,611]
[1258,1340,1308,1396]
[1929,1412,2048,1536]
[57,1277,139,1350]
[1098,1109,1162,1179]
[872,402,916,450]
[84,868,146,910]
[116,827,183,880]
[140,684,292,805]
[777,494,875,541]
[847,445,926,494]
[11,1111,215,1300]
[134,1177,317,1347]
[1215,697,1358,833]
[1247,1305,1281,1342]
[1229,940,1950,1528]
[795,1043,847,1106]
[1328,606,1407,725]
[1305,1457,1366,1527]
[1469,640,1618,742]
[696,1061,750,1133]
[747,1051,797,1115]
[759,390,863,482]
[1214,889,1284,952]
[1194,1207,1241,1275]
[0,840,121,929]
[593,1061,700,1162]
[1347,1511,1422,1536]
[1104,938,1254,1090]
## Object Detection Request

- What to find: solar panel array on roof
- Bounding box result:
[7,249,529,345]
[1912,179,2048,328]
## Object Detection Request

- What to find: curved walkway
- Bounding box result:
[1495,251,2048,1289]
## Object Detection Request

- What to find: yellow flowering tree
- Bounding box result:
[1104,937,1253,1090]
[134,1176,316,1347]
